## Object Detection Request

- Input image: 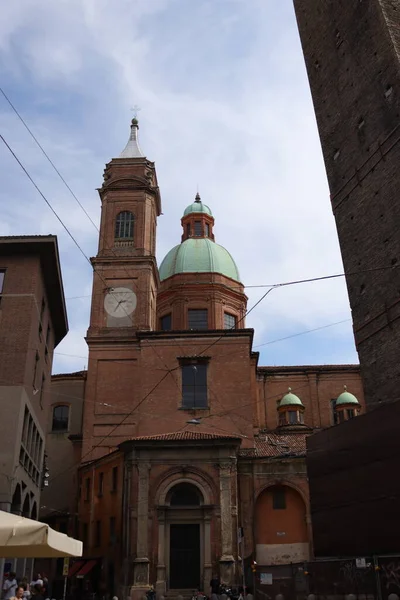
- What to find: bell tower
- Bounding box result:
[88,118,161,334]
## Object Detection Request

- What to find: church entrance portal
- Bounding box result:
[169,523,200,589]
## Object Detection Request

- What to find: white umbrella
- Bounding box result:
[0,511,83,558]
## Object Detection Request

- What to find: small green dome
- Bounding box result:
[336,386,360,406]
[183,194,212,217]
[279,388,304,408]
[159,238,240,282]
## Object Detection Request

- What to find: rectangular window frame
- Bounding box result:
[111,467,118,493]
[52,405,69,432]
[95,520,101,547]
[205,223,210,237]
[224,312,237,330]
[33,351,39,389]
[273,488,286,510]
[39,373,45,408]
[0,269,5,294]
[180,358,209,410]
[109,516,116,544]
[45,325,51,359]
[330,399,338,425]
[188,308,208,330]
[194,221,202,236]
[39,298,45,339]
[98,472,104,497]
[160,313,172,331]
[85,478,91,502]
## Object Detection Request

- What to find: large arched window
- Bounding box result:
[52,405,69,432]
[115,211,134,240]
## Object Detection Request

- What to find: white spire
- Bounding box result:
[119,118,144,158]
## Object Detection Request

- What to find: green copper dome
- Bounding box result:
[159,238,240,282]
[336,386,360,406]
[279,388,304,408]
[183,194,213,217]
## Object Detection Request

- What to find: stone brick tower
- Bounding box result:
[293,0,400,407]
[89,117,161,335]
[83,119,161,459]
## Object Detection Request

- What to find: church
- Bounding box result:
[40,118,364,599]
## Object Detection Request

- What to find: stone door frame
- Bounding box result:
[155,477,213,595]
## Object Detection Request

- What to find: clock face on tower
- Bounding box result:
[104,287,137,318]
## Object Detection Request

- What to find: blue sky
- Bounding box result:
[0,0,359,374]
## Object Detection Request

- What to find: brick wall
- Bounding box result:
[258,365,364,430]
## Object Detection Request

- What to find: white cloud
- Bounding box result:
[0,0,359,373]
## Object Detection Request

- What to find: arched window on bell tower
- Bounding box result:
[115,211,134,240]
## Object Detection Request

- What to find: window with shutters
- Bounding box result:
[188,309,208,330]
[115,211,134,239]
[52,405,69,431]
[194,221,202,236]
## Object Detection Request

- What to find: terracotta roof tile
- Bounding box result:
[52,370,87,379]
[128,431,242,442]
[240,432,309,458]
[258,364,359,372]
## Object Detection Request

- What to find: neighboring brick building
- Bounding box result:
[37,371,86,596]
[293,0,400,408]
[43,120,366,599]
[0,235,67,577]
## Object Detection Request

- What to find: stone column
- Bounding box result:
[131,461,151,600]
[156,508,167,596]
[219,462,235,585]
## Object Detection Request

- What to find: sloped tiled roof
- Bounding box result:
[240,432,309,458]
[52,370,87,379]
[128,431,242,442]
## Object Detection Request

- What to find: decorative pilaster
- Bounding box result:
[131,461,151,599]
[203,511,212,592]
[219,462,235,584]
[156,508,167,596]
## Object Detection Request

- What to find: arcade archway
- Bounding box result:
[255,485,309,565]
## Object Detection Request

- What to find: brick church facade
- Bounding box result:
[39,119,365,598]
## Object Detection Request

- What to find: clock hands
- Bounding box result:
[114,299,127,314]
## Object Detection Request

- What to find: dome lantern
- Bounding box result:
[334,386,361,423]
[157,193,247,331]
[278,388,305,427]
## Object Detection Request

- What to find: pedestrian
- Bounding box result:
[29,578,42,593]
[18,579,30,600]
[3,573,18,600]
[31,585,44,600]
[10,586,25,600]
[210,574,220,598]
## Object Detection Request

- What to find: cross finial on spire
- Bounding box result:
[130,105,141,119]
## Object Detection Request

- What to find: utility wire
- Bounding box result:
[44,373,359,484]
[0,87,188,362]
[0,132,186,374]
[0,87,98,231]
[50,368,174,482]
